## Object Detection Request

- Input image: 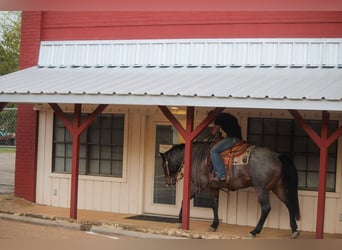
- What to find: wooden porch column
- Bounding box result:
[158,106,224,230]
[289,110,342,239]
[49,103,108,219]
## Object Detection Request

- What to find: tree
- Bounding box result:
[0,11,21,76]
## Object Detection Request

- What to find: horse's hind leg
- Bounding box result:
[272,185,299,238]
[249,188,271,238]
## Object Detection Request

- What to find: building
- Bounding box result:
[1,10,342,238]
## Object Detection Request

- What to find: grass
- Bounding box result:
[0,147,16,153]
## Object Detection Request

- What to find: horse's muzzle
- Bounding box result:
[165,176,176,187]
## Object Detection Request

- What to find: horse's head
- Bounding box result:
[160,148,184,187]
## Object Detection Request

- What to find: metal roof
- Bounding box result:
[0,65,342,111]
[1,38,342,111]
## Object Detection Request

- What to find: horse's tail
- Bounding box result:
[279,154,301,221]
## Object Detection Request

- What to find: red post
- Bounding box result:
[158,106,224,230]
[181,107,194,230]
[69,104,81,219]
[49,103,108,220]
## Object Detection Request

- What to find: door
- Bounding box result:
[144,120,216,219]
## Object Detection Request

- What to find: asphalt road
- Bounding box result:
[0,218,132,240]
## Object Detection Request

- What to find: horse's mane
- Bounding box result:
[165,142,209,159]
[165,144,185,158]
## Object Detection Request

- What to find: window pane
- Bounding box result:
[79,159,87,174]
[308,140,319,153]
[294,155,307,171]
[293,137,307,153]
[327,173,336,192]
[263,119,277,135]
[65,144,72,157]
[307,172,318,189]
[277,120,292,135]
[89,160,100,174]
[100,160,111,175]
[101,145,111,159]
[112,160,123,177]
[55,128,65,141]
[247,134,262,146]
[101,129,111,144]
[89,129,100,144]
[276,135,291,152]
[308,156,319,171]
[55,144,65,157]
[101,116,112,129]
[297,171,306,189]
[89,145,99,159]
[65,158,71,172]
[328,157,337,172]
[54,158,65,172]
[248,118,263,134]
[263,135,276,150]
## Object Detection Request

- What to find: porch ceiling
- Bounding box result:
[0,65,342,111]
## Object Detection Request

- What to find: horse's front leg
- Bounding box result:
[209,187,220,232]
[177,205,183,228]
[177,193,195,229]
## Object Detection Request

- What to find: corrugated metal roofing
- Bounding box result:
[38,39,342,68]
[0,65,342,111]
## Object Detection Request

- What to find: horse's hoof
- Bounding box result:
[248,233,256,238]
[176,223,182,229]
[292,231,299,239]
[208,226,217,232]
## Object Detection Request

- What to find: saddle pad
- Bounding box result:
[221,144,256,166]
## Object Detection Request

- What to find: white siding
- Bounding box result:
[36,106,342,234]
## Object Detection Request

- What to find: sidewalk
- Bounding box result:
[0,193,341,239]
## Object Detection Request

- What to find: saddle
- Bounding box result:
[220,140,256,168]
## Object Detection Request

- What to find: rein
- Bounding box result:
[164,158,184,183]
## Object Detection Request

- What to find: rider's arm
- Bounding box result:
[211,125,220,136]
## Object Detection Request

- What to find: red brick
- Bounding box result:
[15,12,42,202]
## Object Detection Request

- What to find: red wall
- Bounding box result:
[15,12,42,202]
[40,11,342,40]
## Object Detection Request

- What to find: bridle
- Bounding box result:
[163,158,184,184]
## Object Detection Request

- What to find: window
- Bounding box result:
[247,118,338,192]
[52,113,125,178]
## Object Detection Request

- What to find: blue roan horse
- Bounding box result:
[160,141,301,238]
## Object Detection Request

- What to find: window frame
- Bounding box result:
[247,117,338,192]
[51,111,128,180]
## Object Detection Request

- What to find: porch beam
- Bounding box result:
[158,106,186,139]
[49,103,108,219]
[288,110,321,145]
[288,110,342,239]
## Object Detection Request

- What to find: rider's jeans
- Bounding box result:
[210,137,240,179]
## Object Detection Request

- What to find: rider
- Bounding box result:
[210,112,242,182]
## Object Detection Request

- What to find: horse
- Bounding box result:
[159,141,301,238]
